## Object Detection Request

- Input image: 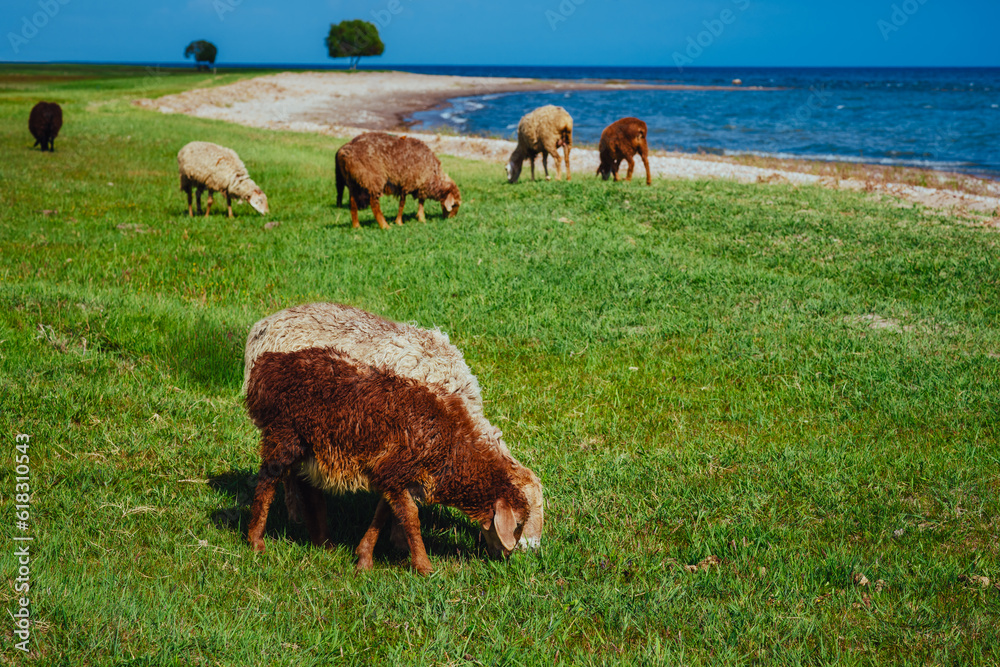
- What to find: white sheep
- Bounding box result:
[177,141,269,217]
[505,105,573,184]
[242,302,543,551]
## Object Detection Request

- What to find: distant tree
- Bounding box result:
[325,20,384,69]
[184,40,218,71]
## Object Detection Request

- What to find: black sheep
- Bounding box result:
[29,101,63,152]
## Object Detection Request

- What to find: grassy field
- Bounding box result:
[1,65,998,665]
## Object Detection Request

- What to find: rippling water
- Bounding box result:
[400,66,1000,178]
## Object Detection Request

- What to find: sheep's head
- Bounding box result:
[480,497,526,558]
[505,158,523,184]
[480,465,543,557]
[249,189,269,215]
[596,163,612,181]
[440,179,461,219]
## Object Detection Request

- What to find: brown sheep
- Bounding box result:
[505,105,573,184]
[29,101,63,152]
[337,132,461,230]
[596,117,652,185]
[244,346,541,575]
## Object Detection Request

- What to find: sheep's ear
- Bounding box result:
[490,498,519,553]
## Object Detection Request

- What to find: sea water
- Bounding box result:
[398,66,1000,178]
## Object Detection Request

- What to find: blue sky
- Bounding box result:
[3,0,998,66]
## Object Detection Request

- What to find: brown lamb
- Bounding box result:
[245,346,540,575]
[596,117,652,185]
[336,132,461,230]
[29,101,63,152]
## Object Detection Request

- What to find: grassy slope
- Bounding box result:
[0,66,998,665]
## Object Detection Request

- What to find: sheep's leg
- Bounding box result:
[529,155,536,181]
[185,189,193,217]
[349,195,360,228]
[542,153,551,181]
[204,192,214,217]
[417,200,426,223]
[370,196,389,230]
[564,142,572,181]
[394,193,406,226]
[355,497,393,571]
[387,491,432,575]
[612,160,622,182]
[299,480,331,548]
[195,188,204,215]
[625,156,636,182]
[226,193,234,218]
[248,432,303,552]
[641,147,652,185]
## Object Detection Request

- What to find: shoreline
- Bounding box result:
[134,70,1000,218]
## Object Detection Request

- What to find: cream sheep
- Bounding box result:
[242,302,543,552]
[177,141,269,217]
[505,105,573,184]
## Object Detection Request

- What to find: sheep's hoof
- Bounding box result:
[355,558,374,572]
[412,561,433,576]
[249,539,266,553]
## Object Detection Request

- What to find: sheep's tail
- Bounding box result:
[559,126,572,148]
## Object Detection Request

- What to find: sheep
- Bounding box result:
[336,132,460,230]
[242,302,544,554]
[596,117,652,186]
[29,101,62,152]
[505,105,573,184]
[177,141,269,217]
[245,345,544,574]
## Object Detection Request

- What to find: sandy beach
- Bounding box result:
[135,71,1000,219]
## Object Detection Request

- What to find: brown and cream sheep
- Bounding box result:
[245,345,542,575]
[29,101,63,152]
[177,141,269,217]
[505,105,573,184]
[242,302,544,557]
[596,117,652,185]
[337,132,460,230]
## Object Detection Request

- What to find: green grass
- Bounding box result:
[1,64,998,665]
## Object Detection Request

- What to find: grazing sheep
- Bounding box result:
[336,132,460,230]
[29,101,62,152]
[505,105,573,184]
[596,117,652,185]
[242,302,544,555]
[245,345,543,574]
[177,141,269,217]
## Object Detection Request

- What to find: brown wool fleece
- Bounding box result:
[596,117,652,185]
[336,132,460,229]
